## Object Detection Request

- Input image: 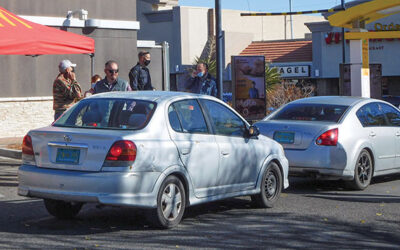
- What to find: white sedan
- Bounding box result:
[19,91,289,228]
[255,96,400,190]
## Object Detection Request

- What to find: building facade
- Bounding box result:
[0,0,147,137]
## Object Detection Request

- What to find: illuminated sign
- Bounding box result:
[0,9,32,29]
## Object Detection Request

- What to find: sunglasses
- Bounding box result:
[108,69,119,74]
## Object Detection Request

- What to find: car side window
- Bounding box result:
[171,100,208,134]
[356,103,387,127]
[379,103,400,126]
[200,99,246,137]
[168,105,183,132]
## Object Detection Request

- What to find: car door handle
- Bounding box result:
[396,132,400,137]
[369,132,376,138]
[221,151,230,156]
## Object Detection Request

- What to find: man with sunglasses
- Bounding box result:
[92,60,131,94]
[53,59,82,120]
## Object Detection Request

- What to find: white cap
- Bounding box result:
[59,59,77,72]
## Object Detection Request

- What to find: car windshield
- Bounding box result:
[53,98,156,130]
[270,103,349,123]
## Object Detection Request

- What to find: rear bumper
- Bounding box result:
[285,146,353,180]
[18,165,163,208]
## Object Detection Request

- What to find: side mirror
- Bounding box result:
[248,125,260,137]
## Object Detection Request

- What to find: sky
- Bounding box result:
[178,0,352,13]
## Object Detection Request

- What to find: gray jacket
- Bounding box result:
[93,77,131,94]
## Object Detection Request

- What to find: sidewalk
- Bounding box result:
[0,137,23,159]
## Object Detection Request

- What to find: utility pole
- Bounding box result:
[289,0,293,39]
[215,0,223,100]
[341,0,346,63]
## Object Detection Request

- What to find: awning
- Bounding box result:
[0,6,95,55]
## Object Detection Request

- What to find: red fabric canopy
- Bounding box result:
[0,6,95,55]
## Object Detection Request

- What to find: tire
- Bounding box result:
[251,162,282,208]
[348,149,373,190]
[146,175,186,229]
[43,199,83,219]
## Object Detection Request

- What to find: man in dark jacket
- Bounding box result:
[92,60,131,94]
[185,62,217,97]
[129,51,154,90]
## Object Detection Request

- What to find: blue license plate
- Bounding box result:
[56,148,80,164]
[273,131,295,144]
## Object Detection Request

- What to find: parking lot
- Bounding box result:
[0,156,399,249]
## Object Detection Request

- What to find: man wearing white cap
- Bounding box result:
[53,59,82,120]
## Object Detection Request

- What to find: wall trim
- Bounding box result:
[20,15,140,30]
[0,96,53,102]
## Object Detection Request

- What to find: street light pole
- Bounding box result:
[216,0,223,100]
[289,0,293,39]
[341,0,346,63]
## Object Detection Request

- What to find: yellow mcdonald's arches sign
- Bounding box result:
[0,9,32,29]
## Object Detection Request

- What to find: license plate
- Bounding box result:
[56,148,80,164]
[273,131,295,144]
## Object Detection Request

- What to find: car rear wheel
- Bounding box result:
[251,162,282,208]
[43,199,83,219]
[349,149,373,190]
[146,175,186,229]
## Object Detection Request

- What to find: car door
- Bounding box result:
[167,99,219,198]
[356,103,395,172]
[378,103,400,170]
[199,99,259,193]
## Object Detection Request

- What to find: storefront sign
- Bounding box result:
[231,56,266,120]
[278,66,310,78]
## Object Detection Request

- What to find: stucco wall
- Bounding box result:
[0,98,53,138]
[310,14,400,78]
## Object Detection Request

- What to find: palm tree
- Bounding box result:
[265,64,281,93]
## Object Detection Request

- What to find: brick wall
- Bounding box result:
[0,97,53,138]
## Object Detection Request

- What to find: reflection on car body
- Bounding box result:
[18,91,289,228]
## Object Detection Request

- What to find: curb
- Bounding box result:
[0,148,22,159]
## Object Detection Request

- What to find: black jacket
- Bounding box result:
[129,63,153,90]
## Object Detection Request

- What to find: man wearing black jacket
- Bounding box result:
[129,51,154,91]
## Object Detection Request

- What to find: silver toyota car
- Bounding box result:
[255,96,400,190]
[19,91,289,228]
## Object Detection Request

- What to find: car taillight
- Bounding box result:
[22,135,34,155]
[105,140,137,162]
[316,128,338,146]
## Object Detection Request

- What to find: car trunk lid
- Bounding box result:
[30,127,125,172]
[255,120,336,150]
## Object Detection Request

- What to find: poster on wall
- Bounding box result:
[232,56,266,120]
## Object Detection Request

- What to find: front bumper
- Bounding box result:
[18,165,163,208]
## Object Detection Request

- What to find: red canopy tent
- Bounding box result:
[0,6,94,55]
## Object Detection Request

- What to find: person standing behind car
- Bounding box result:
[92,60,131,94]
[53,59,82,120]
[185,62,217,97]
[129,51,154,90]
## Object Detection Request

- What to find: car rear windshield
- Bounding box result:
[53,98,156,130]
[270,103,349,123]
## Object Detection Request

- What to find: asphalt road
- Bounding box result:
[0,156,399,249]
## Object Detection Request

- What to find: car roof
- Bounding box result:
[288,96,370,106]
[85,91,211,103]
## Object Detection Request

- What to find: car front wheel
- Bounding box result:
[251,161,282,208]
[349,149,373,190]
[43,199,83,219]
[146,175,186,228]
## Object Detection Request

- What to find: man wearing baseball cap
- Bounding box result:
[53,59,82,120]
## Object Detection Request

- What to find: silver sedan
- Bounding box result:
[255,96,400,190]
[18,91,289,228]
